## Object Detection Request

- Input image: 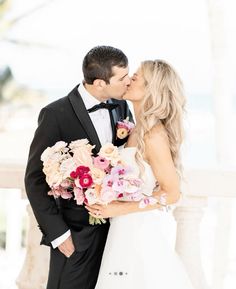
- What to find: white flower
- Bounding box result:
[46,171,63,187]
[73,148,93,167]
[41,141,68,162]
[41,147,53,162]
[99,143,119,161]
[53,141,68,152]
[84,188,98,205]
[60,158,77,179]
[90,167,106,185]
[69,139,95,152]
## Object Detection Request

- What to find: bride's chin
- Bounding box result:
[122,93,130,100]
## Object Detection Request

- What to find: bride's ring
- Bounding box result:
[95,210,101,216]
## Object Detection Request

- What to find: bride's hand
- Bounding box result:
[85,201,127,219]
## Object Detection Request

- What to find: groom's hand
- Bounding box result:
[58,235,75,258]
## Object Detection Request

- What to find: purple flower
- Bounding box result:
[110,165,130,176]
[139,197,157,209]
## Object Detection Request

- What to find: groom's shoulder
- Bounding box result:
[44,95,69,111]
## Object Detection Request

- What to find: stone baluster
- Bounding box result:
[0,161,49,289]
[173,195,209,289]
[211,198,233,289]
[16,204,50,289]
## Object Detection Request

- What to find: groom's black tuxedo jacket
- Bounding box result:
[24,85,132,251]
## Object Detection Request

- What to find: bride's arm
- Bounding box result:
[145,126,181,206]
[86,128,181,218]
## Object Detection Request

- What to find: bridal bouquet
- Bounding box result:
[41,139,157,225]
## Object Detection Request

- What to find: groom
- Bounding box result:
[24,45,132,289]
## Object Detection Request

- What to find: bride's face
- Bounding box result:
[123,67,145,102]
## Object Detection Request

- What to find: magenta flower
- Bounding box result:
[76,166,90,177]
[117,193,124,198]
[70,166,90,179]
[93,156,110,170]
[70,170,78,179]
[79,173,93,188]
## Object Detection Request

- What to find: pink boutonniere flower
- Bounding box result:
[116,117,135,139]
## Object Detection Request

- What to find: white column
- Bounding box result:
[206,1,235,288]
[173,195,209,289]
[16,204,50,289]
[211,198,233,289]
[207,0,234,164]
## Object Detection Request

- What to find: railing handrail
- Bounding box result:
[182,168,236,198]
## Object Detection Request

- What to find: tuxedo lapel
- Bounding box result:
[68,86,101,152]
[107,99,119,143]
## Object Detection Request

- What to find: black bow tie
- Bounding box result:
[87,102,119,113]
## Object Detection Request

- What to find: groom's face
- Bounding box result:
[123,67,145,102]
[103,66,130,100]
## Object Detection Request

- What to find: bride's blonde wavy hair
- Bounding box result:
[135,60,186,176]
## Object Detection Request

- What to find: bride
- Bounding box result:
[86,60,194,289]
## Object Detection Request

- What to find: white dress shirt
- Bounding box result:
[51,83,113,248]
[78,82,113,145]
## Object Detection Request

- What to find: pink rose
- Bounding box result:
[48,186,72,199]
[61,190,73,199]
[60,179,73,188]
[93,156,110,170]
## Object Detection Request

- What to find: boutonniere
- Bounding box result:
[116,117,135,139]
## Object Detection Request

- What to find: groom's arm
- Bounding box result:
[24,106,69,246]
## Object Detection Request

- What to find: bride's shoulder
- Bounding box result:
[145,123,169,147]
[144,124,171,162]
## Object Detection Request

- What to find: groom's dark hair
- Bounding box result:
[82,45,128,84]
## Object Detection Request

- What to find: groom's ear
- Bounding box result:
[93,79,107,90]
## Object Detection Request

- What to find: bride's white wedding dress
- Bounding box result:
[95,147,194,289]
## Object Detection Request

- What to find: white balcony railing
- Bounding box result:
[0,161,235,289]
